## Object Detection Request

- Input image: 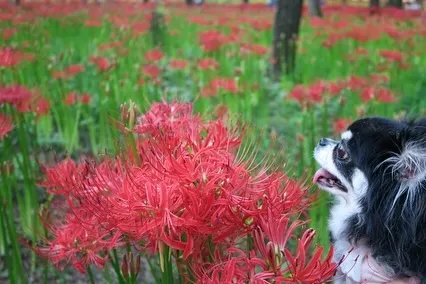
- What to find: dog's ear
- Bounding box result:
[390,118,426,182]
[394,145,425,181]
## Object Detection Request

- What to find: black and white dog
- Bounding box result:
[313,117,426,283]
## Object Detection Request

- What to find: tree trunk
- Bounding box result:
[271,0,303,80]
[15,0,20,6]
[308,0,323,17]
[387,0,403,8]
[144,0,149,3]
[369,0,380,13]
[243,0,249,3]
[342,0,347,5]
[370,0,379,7]
[151,0,166,47]
[186,0,193,5]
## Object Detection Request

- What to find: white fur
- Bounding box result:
[314,138,372,284]
[379,140,426,212]
[341,130,353,141]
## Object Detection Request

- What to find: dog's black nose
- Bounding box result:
[319,138,329,147]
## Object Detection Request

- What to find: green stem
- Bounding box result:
[87,265,95,284]
[161,245,174,284]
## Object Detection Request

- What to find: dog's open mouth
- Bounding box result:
[313,168,348,192]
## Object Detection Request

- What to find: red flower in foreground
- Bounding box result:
[0,114,13,140]
[38,102,336,282]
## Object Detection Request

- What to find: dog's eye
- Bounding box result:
[336,144,349,161]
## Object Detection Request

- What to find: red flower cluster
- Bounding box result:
[144,49,164,62]
[89,56,113,72]
[199,30,232,52]
[0,113,13,140]
[0,47,33,67]
[64,92,91,106]
[38,102,337,282]
[52,64,85,79]
[289,74,395,107]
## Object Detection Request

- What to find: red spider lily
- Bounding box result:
[279,229,338,283]
[89,56,112,72]
[34,97,51,117]
[375,87,395,103]
[170,59,188,70]
[360,86,375,103]
[0,84,32,106]
[36,210,124,273]
[52,64,85,79]
[80,93,91,104]
[308,81,328,103]
[347,75,369,91]
[289,81,328,107]
[66,64,85,76]
[328,81,347,96]
[2,28,17,40]
[249,19,272,31]
[197,58,219,70]
[38,101,334,281]
[64,92,77,106]
[132,22,150,37]
[360,86,395,103]
[144,49,164,62]
[333,118,352,135]
[142,64,160,80]
[199,30,229,52]
[240,43,269,56]
[84,19,103,27]
[379,50,403,63]
[369,73,389,85]
[210,77,239,94]
[0,47,25,67]
[98,41,123,51]
[0,114,13,140]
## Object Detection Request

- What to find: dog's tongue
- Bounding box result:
[313,168,335,183]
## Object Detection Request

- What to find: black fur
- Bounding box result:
[342,117,426,279]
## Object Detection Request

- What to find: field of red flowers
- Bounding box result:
[0,2,425,283]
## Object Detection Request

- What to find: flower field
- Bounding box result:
[0,2,425,283]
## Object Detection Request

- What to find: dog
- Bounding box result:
[313,117,426,283]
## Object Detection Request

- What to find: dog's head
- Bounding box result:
[314,117,426,205]
[313,116,426,276]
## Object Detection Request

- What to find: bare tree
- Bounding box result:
[308,0,323,17]
[271,0,303,80]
